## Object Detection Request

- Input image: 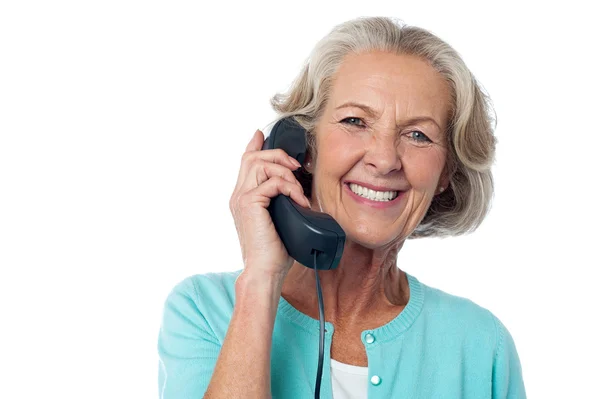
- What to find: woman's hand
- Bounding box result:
[229,129,311,279]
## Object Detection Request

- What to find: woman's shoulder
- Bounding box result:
[161,269,243,339]
[415,277,526,396]
[168,268,244,308]
[172,268,243,296]
[416,276,513,347]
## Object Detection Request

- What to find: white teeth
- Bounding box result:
[349,183,399,202]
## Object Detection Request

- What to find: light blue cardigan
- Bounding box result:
[158,269,526,398]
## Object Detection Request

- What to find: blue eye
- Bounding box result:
[341,117,365,127]
[409,130,431,142]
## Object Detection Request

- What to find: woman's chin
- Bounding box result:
[343,230,404,250]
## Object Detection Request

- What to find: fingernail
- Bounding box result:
[289,156,301,167]
[305,196,311,208]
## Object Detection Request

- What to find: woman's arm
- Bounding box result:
[157,270,284,399]
[491,315,527,398]
[158,128,307,398]
[203,270,284,399]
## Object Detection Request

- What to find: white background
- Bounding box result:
[1,1,598,398]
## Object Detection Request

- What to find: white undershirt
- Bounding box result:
[330,358,369,399]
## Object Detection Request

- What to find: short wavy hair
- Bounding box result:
[268,16,497,239]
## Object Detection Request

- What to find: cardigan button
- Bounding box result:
[365,333,375,344]
[370,375,381,385]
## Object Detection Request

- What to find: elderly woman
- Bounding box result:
[158,16,526,399]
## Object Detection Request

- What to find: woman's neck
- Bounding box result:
[280,248,409,328]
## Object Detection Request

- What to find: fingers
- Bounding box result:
[248,161,302,191]
[243,147,300,171]
[243,129,300,169]
[236,147,301,189]
[243,176,311,209]
[232,128,310,210]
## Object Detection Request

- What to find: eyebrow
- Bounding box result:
[335,101,442,130]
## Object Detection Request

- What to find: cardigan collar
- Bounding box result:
[277,271,425,342]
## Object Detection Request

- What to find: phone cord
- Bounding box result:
[313,250,325,399]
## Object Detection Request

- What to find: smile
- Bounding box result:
[348,183,399,202]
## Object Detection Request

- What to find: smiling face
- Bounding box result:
[308,51,452,248]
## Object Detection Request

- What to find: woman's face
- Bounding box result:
[310,51,452,249]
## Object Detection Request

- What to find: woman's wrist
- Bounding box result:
[235,267,287,294]
[233,267,285,333]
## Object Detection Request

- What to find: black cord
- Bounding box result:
[313,250,325,399]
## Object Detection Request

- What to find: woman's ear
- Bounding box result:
[437,162,452,194]
[304,152,314,173]
[437,172,452,194]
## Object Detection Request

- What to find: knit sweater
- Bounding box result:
[157,269,526,398]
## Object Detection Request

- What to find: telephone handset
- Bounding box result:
[262,116,346,270]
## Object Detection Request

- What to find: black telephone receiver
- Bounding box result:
[262,116,345,270]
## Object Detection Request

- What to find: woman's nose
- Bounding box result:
[363,134,402,175]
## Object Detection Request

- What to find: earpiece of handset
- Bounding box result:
[262,117,345,270]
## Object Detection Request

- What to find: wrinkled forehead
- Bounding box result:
[328,51,452,129]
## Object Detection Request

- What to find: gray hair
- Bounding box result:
[268,16,497,238]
